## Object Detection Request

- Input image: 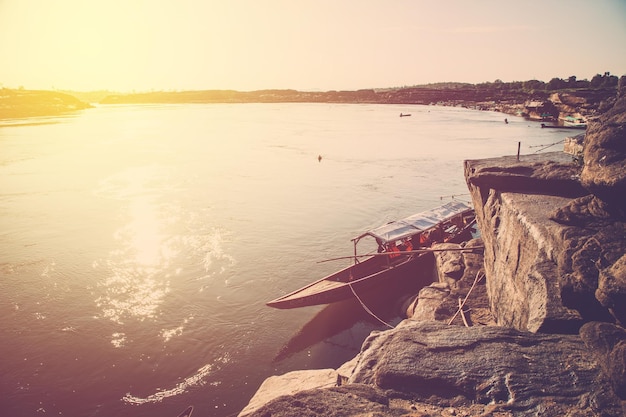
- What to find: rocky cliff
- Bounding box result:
[238,81,626,416]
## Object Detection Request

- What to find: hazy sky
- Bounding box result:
[1,0,625,92]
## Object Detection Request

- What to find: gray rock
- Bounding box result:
[597,253,626,326]
[465,151,587,198]
[242,381,519,417]
[434,242,465,284]
[464,166,585,332]
[406,282,450,321]
[465,142,626,330]
[551,195,626,324]
[580,321,626,399]
[239,369,338,417]
[349,321,624,416]
[241,383,397,417]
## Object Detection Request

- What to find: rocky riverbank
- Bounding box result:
[237,80,626,416]
[2,79,618,123]
[99,85,617,123]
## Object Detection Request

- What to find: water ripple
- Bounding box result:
[121,356,229,405]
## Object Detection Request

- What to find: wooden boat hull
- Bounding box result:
[266,252,432,309]
[267,201,476,309]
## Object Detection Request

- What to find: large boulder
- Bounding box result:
[241,383,398,417]
[238,369,338,417]
[466,145,626,330]
[580,321,626,398]
[464,152,587,198]
[465,155,588,332]
[597,254,626,325]
[241,382,517,417]
[403,238,494,326]
[552,195,626,324]
[348,321,624,416]
[241,321,626,416]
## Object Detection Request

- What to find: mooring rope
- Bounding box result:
[530,139,565,153]
[439,193,471,202]
[447,271,484,325]
[348,281,395,329]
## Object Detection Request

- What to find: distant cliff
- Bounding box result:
[0,88,92,119]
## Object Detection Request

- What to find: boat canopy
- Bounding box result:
[354,200,473,244]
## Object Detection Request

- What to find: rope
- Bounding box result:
[447,271,484,325]
[439,193,471,202]
[530,139,564,153]
[348,281,395,329]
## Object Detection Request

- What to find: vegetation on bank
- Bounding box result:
[0,73,621,119]
[0,88,92,119]
[404,71,620,93]
[98,74,619,107]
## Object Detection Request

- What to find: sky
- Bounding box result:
[1,0,625,92]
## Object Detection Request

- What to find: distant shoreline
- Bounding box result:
[1,82,618,121]
[0,88,93,120]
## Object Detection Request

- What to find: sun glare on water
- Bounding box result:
[92,167,176,325]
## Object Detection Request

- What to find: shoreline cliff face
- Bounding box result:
[461,85,626,411]
[464,153,591,333]
[238,81,626,416]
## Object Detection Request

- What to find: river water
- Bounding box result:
[0,103,569,416]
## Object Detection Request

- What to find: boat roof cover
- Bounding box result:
[358,200,472,243]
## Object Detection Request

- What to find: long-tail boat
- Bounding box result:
[267,200,476,309]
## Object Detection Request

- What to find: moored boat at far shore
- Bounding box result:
[562,116,587,128]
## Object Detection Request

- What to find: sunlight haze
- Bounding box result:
[1,0,625,92]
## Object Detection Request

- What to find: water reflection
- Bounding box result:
[125,197,168,267]
[273,298,372,363]
[122,355,230,405]
[95,266,171,324]
[111,332,127,348]
[273,255,436,362]
[122,364,213,404]
[92,164,236,361]
[91,168,178,331]
[160,317,191,343]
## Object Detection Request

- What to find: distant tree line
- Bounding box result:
[410,72,620,94]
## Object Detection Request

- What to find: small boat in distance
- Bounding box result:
[266,200,476,309]
[399,113,411,117]
[562,116,587,129]
[541,122,586,130]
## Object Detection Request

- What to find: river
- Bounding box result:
[0,103,569,416]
